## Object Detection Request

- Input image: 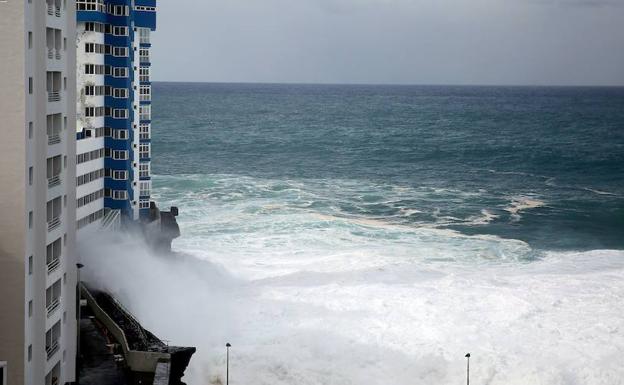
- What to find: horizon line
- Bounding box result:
[150,80,624,88]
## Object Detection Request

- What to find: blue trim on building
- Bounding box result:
[78,0,156,221]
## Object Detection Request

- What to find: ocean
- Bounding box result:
[92,83,624,384]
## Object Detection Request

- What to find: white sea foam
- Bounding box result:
[504,196,546,222]
[80,182,624,385]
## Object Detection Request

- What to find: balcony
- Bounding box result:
[48,49,54,59]
[47,4,53,15]
[48,134,61,145]
[47,217,61,232]
[47,257,61,274]
[48,175,61,188]
[55,6,61,17]
[46,297,61,318]
[46,340,59,360]
[48,91,60,102]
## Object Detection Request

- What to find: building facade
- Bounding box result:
[0,1,79,385]
[75,0,156,232]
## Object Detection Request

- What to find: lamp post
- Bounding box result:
[76,263,84,384]
[226,343,231,385]
[465,353,470,385]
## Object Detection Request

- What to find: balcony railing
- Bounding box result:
[48,49,54,59]
[55,51,61,60]
[46,340,59,360]
[46,298,61,318]
[47,258,61,274]
[48,175,61,188]
[48,134,61,145]
[48,91,60,102]
[47,217,61,232]
[55,7,61,17]
[47,4,53,15]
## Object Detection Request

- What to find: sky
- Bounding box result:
[151,0,624,86]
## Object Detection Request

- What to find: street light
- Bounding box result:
[226,343,231,385]
[465,353,471,385]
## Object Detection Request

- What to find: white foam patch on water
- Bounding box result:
[504,196,546,222]
[81,174,624,385]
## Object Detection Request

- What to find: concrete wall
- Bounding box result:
[0,2,27,385]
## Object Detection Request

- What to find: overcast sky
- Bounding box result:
[151,0,624,86]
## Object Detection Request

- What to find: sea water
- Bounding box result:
[87,84,624,384]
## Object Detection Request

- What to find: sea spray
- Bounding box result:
[79,230,624,385]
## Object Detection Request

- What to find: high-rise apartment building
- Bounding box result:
[0,1,79,385]
[75,0,156,232]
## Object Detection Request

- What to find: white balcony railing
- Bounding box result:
[47,258,61,274]
[46,340,59,360]
[46,297,61,318]
[48,134,61,145]
[55,51,61,60]
[48,91,60,102]
[47,217,61,232]
[47,4,53,15]
[48,175,61,188]
[55,7,61,17]
[48,49,54,59]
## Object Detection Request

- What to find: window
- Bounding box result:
[29,211,33,229]
[138,28,150,44]
[139,181,150,197]
[29,167,33,185]
[139,67,150,82]
[77,0,105,12]
[139,162,150,178]
[112,109,128,119]
[110,129,128,140]
[29,256,33,275]
[29,300,33,317]
[105,189,128,200]
[77,189,104,208]
[139,200,150,209]
[139,144,150,159]
[139,124,150,140]
[139,48,149,63]
[108,4,129,16]
[28,345,32,361]
[29,77,33,94]
[139,105,150,121]
[105,149,128,160]
[113,46,128,57]
[112,26,128,36]
[139,85,151,101]
[29,122,33,139]
[113,88,128,98]
[113,67,128,78]
[77,208,104,229]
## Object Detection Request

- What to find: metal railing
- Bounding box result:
[55,7,61,17]
[48,175,61,188]
[47,4,54,15]
[47,217,61,232]
[48,134,61,145]
[46,340,59,359]
[48,49,54,59]
[55,51,61,60]
[48,91,61,102]
[47,257,61,274]
[46,297,61,318]
[101,209,121,231]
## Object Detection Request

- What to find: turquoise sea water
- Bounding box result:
[121,83,624,384]
[151,83,624,252]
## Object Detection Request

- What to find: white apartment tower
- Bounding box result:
[0,1,79,385]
